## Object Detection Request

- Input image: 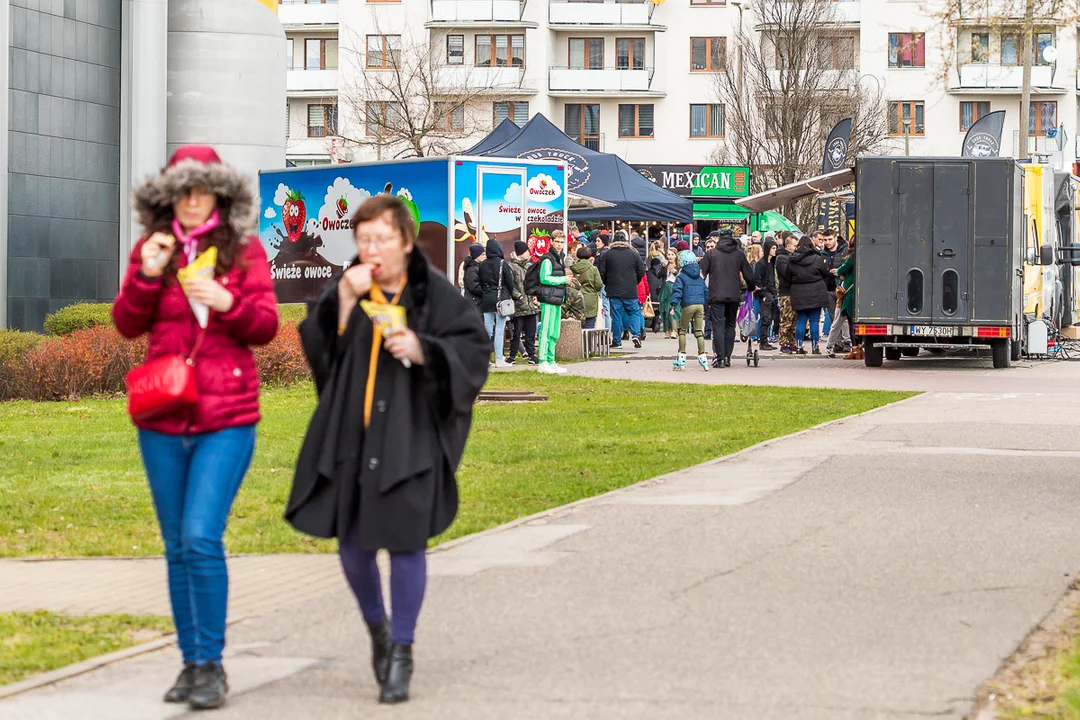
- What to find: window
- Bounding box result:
[618,104,653,138]
[764,103,781,139]
[477,34,524,67]
[494,101,529,126]
[889,101,924,136]
[888,33,925,68]
[690,37,726,72]
[960,101,991,132]
[366,101,402,137]
[286,39,293,70]
[971,32,989,63]
[689,103,724,137]
[821,36,855,70]
[435,102,465,131]
[906,269,924,315]
[1000,33,1053,66]
[565,104,600,150]
[305,38,338,70]
[308,103,338,138]
[1034,32,1053,65]
[1029,100,1057,136]
[941,269,959,316]
[366,35,401,69]
[570,38,604,70]
[1001,34,1019,65]
[447,35,464,65]
[617,38,645,70]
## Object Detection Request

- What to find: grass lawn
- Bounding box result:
[0,611,172,686]
[0,375,911,558]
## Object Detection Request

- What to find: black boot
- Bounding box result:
[378,644,413,704]
[188,661,228,710]
[164,663,196,703]
[367,619,392,685]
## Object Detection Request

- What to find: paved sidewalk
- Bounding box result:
[6,376,1080,719]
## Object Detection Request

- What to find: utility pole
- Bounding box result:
[1019,0,1034,160]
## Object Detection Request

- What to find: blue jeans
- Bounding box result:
[610,297,643,344]
[796,309,822,347]
[822,305,833,336]
[484,312,508,359]
[138,425,257,664]
[601,287,611,330]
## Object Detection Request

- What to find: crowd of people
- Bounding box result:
[459,221,862,369]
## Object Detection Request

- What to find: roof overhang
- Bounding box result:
[569,192,615,210]
[735,168,854,212]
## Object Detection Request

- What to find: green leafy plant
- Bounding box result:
[43,303,114,336]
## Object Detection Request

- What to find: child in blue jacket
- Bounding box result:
[669,250,709,371]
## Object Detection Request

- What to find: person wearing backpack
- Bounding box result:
[507,241,540,365]
[528,230,573,374]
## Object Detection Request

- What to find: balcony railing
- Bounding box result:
[279,1,339,26]
[955,63,1056,90]
[430,0,525,22]
[757,1,859,26]
[549,66,654,92]
[766,68,858,89]
[567,133,605,151]
[549,0,655,26]
[433,65,531,91]
[287,69,339,94]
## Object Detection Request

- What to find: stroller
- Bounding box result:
[737,290,760,368]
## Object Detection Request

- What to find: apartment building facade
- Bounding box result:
[281,0,1080,169]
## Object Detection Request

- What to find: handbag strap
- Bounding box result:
[496,259,504,299]
[186,315,211,365]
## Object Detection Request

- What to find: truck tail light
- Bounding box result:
[857,324,889,336]
[975,327,1011,338]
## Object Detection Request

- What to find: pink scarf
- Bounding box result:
[172,210,221,265]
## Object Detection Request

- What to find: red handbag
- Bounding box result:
[126,330,207,421]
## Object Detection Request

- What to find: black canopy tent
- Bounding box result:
[474,114,693,223]
[462,118,522,155]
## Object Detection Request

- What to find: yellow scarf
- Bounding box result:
[363,280,406,428]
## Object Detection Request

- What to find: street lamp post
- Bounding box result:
[731,1,744,85]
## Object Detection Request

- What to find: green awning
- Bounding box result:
[693,203,750,221]
[757,210,800,232]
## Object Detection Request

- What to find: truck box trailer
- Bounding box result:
[854,157,1028,368]
[257,156,568,303]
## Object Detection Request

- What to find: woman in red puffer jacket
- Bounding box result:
[112,145,278,712]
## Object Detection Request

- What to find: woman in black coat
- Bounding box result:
[779,235,831,355]
[478,239,520,366]
[288,195,489,704]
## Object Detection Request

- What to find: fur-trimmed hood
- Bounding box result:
[133,155,257,239]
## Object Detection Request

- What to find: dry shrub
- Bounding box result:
[16,326,146,401]
[255,322,310,387]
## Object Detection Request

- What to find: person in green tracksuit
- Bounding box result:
[536,230,572,375]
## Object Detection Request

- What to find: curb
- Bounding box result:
[0,392,921,700]
[0,615,252,701]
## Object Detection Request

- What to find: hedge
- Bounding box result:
[0,330,44,399]
[43,302,307,337]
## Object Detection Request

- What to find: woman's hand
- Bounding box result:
[183,277,235,313]
[140,232,176,277]
[384,327,425,367]
[339,264,374,305]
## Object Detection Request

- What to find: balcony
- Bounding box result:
[287,69,339,97]
[428,0,529,25]
[433,65,534,93]
[548,66,661,96]
[766,68,859,89]
[949,63,1065,93]
[548,0,662,29]
[278,1,339,28]
[756,1,858,28]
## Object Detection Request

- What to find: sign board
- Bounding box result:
[632,165,751,199]
[816,197,844,235]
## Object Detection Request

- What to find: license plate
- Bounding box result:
[909,325,955,337]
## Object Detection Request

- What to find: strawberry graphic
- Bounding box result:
[336,195,348,219]
[540,179,547,189]
[282,189,307,242]
[528,228,552,260]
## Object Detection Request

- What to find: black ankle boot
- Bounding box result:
[164,662,196,703]
[188,661,229,710]
[378,644,413,704]
[367,619,392,685]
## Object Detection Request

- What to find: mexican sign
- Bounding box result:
[632,165,751,199]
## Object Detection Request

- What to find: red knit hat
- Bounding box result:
[167,145,222,168]
[683,223,693,234]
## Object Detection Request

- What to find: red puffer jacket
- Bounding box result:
[112,237,279,435]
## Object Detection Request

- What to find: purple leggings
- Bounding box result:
[338,525,427,646]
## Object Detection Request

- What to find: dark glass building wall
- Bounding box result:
[7,0,122,330]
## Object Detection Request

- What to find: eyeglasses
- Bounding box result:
[355,235,402,249]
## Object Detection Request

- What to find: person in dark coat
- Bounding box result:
[596,231,646,348]
[774,233,798,353]
[462,243,484,311]
[631,232,648,264]
[646,256,666,333]
[754,238,779,351]
[288,195,489,705]
[778,235,831,354]
[699,229,755,367]
[478,238,520,367]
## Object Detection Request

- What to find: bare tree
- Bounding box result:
[712,0,892,225]
[329,20,528,161]
[923,0,1079,159]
